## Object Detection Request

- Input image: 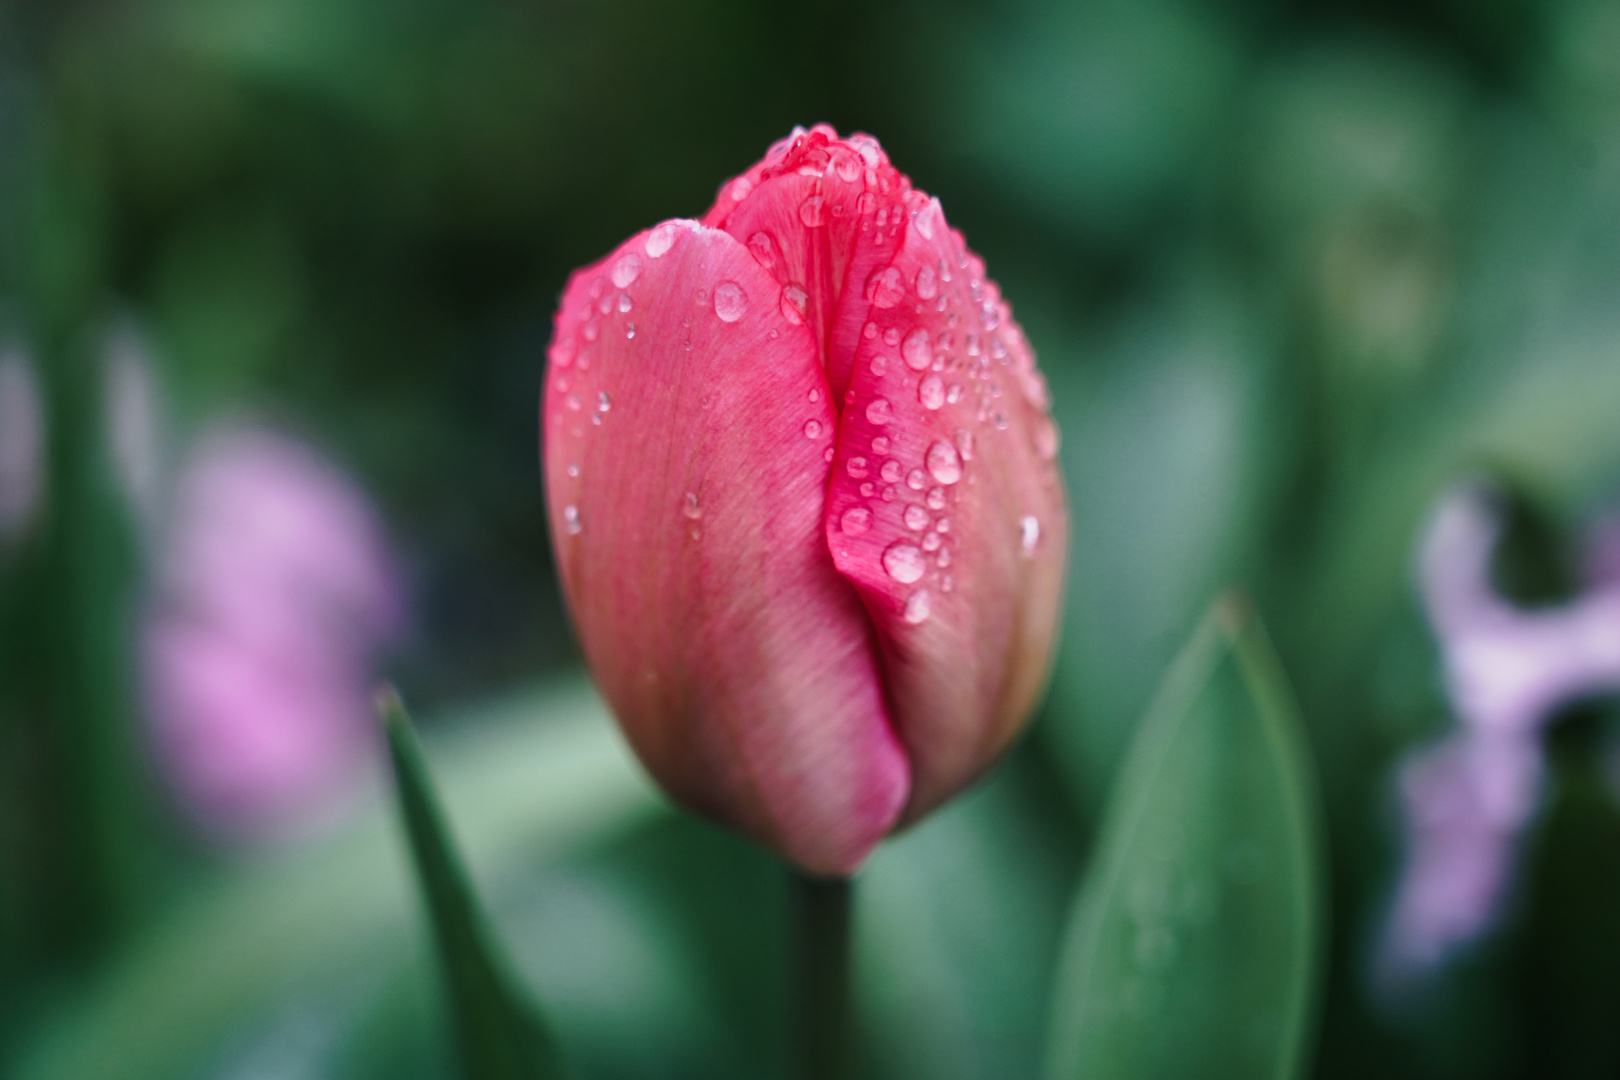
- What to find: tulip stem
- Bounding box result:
[792,870,854,1080]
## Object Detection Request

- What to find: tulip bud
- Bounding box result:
[543,126,1066,874]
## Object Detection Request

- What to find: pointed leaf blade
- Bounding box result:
[379,688,566,1080]
[1046,595,1326,1080]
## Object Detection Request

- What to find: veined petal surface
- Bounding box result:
[544,128,1066,868]
[705,128,1068,823]
[543,220,909,874]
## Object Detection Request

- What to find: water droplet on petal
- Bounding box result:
[598,391,612,413]
[866,266,905,308]
[1034,416,1060,461]
[645,223,677,258]
[800,195,826,227]
[866,398,892,425]
[871,436,890,454]
[926,486,946,510]
[883,541,927,584]
[903,504,929,530]
[901,329,932,372]
[804,418,822,438]
[863,321,878,340]
[566,393,582,411]
[846,455,869,479]
[1021,515,1040,555]
[824,446,835,462]
[915,265,938,300]
[859,482,875,497]
[906,468,926,490]
[922,531,941,552]
[955,429,975,461]
[566,463,580,478]
[582,321,599,343]
[748,232,777,269]
[730,175,754,201]
[919,375,944,410]
[833,151,862,183]
[550,337,575,368]
[683,492,703,519]
[870,356,888,376]
[947,383,964,404]
[611,253,643,288]
[840,506,872,536]
[625,322,636,339]
[563,505,582,535]
[914,199,939,239]
[809,388,821,402]
[879,460,903,484]
[926,440,963,484]
[714,281,748,322]
[781,284,809,325]
[1024,370,1051,410]
[903,590,931,624]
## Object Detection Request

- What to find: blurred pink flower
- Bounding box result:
[1377,482,1620,990]
[144,425,404,842]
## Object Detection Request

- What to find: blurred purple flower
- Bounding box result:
[0,347,44,544]
[1377,482,1620,991]
[144,424,405,843]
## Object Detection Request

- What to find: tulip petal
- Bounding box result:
[821,198,1069,824]
[707,129,1067,824]
[543,220,909,873]
[704,125,913,400]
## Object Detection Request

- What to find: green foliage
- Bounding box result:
[4,0,1620,1075]
[379,688,565,1080]
[9,681,660,1080]
[1046,597,1324,1080]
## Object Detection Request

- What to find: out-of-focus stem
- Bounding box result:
[792,869,853,1080]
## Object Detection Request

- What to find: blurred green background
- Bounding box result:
[4,0,1620,1077]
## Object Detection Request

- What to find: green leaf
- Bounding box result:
[379,687,568,1080]
[1044,594,1326,1080]
[13,677,660,1080]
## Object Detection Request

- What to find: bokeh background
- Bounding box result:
[4,0,1620,1077]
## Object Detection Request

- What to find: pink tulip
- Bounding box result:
[542,126,1067,875]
